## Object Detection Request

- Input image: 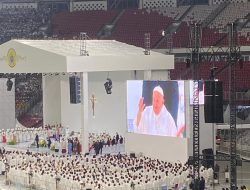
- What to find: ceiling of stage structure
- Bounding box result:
[0,39,174,73]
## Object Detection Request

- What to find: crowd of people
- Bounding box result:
[1,125,126,157]
[0,148,213,190]
[0,7,51,44]
[15,74,42,119]
[89,132,124,155]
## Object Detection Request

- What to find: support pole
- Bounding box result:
[190,23,201,189]
[228,22,238,190]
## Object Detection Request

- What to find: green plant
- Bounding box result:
[39,139,47,147]
[7,140,16,145]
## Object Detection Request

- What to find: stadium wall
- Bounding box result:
[0,78,15,130]
[1,2,37,9]
[126,133,188,162]
[71,1,107,11]
[43,75,62,126]
[140,0,177,8]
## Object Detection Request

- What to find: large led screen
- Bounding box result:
[127,80,186,138]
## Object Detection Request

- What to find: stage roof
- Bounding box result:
[0,40,174,73]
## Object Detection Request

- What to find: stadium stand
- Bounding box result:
[209,3,250,29]
[15,74,43,128]
[182,4,219,24]
[151,5,190,20]
[0,7,50,43]
[51,10,119,39]
[170,61,250,100]
[109,9,173,47]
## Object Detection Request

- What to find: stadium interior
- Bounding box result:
[0,0,250,189]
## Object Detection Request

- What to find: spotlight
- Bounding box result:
[6,78,13,91]
[210,66,218,79]
[104,78,112,94]
[239,58,243,69]
[186,58,191,68]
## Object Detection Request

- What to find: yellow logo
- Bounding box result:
[7,48,17,68]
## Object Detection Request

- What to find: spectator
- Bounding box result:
[225,165,229,183]
[119,136,124,144]
[214,163,220,182]
[199,176,205,190]
[47,137,51,149]
[35,134,39,148]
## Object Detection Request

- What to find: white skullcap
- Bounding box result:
[153,86,164,96]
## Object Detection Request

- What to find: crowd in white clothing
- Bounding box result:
[0,126,63,145]
[0,148,213,190]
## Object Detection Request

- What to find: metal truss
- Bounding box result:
[187,23,240,190]
[190,23,201,189]
[189,154,241,161]
[228,23,239,190]
[80,32,89,56]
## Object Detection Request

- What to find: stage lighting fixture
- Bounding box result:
[186,58,191,68]
[104,78,112,94]
[6,78,13,91]
[210,66,218,79]
[239,58,243,69]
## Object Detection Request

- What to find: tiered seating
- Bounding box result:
[152,6,190,20]
[172,22,190,48]
[0,7,50,43]
[51,10,119,39]
[110,9,173,47]
[18,115,43,128]
[15,74,42,121]
[182,4,218,24]
[171,61,250,99]
[169,62,188,79]
[201,27,227,47]
[239,27,250,46]
[209,3,250,29]
[50,5,250,48]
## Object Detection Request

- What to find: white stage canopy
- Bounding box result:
[0,39,174,73]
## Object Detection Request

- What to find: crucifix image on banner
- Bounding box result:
[90,94,97,117]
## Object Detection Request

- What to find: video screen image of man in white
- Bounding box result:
[135,85,177,137]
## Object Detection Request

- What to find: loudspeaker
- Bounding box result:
[188,156,193,165]
[236,159,242,166]
[202,148,214,168]
[69,76,81,104]
[204,81,224,123]
[6,78,13,91]
[202,148,213,156]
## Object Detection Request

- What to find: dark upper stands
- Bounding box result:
[51,10,119,39]
[0,7,50,43]
[110,9,172,47]
[0,3,249,48]
[170,61,250,102]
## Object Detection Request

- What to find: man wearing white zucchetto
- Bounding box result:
[135,86,177,137]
